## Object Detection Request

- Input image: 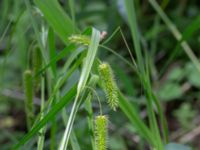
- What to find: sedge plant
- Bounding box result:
[11,0,178,150]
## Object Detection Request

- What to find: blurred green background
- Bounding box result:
[0,0,200,149]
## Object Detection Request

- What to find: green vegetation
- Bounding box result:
[0,0,200,150]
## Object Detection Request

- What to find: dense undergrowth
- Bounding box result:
[0,0,200,150]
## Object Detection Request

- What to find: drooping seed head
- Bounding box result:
[95,115,108,150]
[98,63,119,111]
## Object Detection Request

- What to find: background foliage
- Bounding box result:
[0,0,200,149]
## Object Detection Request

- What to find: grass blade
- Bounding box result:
[118,91,154,145]
[59,27,100,150]
[149,0,200,73]
[34,0,79,44]
[123,0,144,73]
[160,15,200,77]
[12,84,77,149]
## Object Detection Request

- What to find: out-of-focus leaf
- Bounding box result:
[109,136,127,150]
[164,143,191,150]
[185,62,200,88]
[158,83,182,101]
[167,67,184,81]
[174,103,197,129]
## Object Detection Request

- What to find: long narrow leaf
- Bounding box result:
[13,85,77,149]
[59,27,101,150]
[34,0,78,44]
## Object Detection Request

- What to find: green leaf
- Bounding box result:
[165,143,191,150]
[34,0,79,44]
[185,63,200,88]
[160,15,200,76]
[158,82,182,101]
[174,103,197,129]
[48,27,57,77]
[123,0,144,73]
[167,67,184,81]
[34,44,76,77]
[77,28,101,93]
[149,0,200,74]
[12,84,77,149]
[118,92,154,146]
[109,136,127,150]
[59,27,101,150]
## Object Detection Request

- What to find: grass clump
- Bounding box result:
[1,0,199,149]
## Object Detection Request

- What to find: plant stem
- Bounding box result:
[37,76,46,150]
[59,94,80,150]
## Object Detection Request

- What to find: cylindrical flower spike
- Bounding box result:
[32,47,42,91]
[95,115,108,150]
[23,70,34,130]
[98,63,119,111]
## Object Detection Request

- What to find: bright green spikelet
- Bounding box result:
[68,34,90,46]
[23,70,34,130]
[32,47,42,91]
[98,63,119,111]
[95,115,108,150]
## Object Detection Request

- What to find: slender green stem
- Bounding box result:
[59,94,80,150]
[50,95,57,150]
[149,0,200,73]
[61,102,81,150]
[99,45,136,71]
[68,0,76,33]
[37,76,46,150]
[85,94,95,150]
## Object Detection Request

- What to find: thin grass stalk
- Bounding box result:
[59,93,80,150]
[13,84,77,149]
[144,51,165,148]
[68,0,76,33]
[59,28,100,150]
[50,96,57,150]
[59,70,100,150]
[61,106,81,150]
[149,0,200,73]
[123,0,164,148]
[85,95,95,150]
[118,91,155,145]
[123,0,144,74]
[143,40,169,144]
[37,76,46,150]
[24,0,48,62]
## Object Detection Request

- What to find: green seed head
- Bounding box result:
[95,115,108,150]
[32,47,42,91]
[98,63,119,111]
[68,34,90,46]
[23,70,34,130]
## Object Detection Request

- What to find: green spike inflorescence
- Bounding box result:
[23,70,34,130]
[98,63,119,111]
[95,115,108,150]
